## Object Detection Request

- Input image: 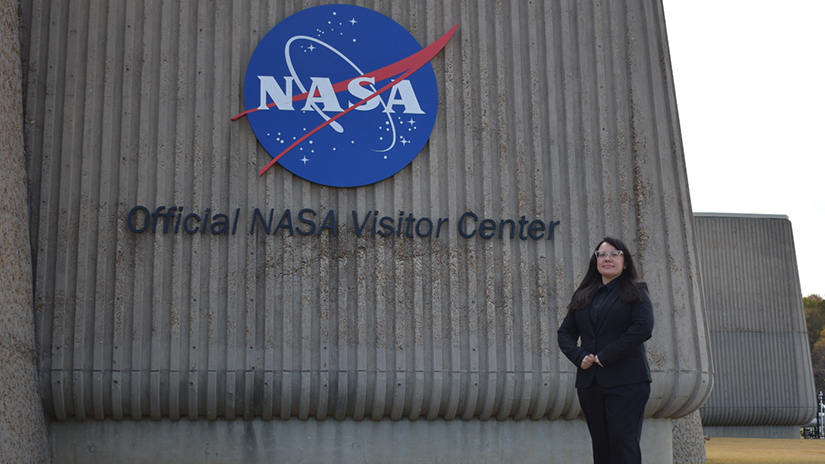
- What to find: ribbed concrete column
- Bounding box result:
[696,213,815,438]
[22,0,711,462]
[0,0,51,461]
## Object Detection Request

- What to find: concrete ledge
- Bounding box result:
[703,425,802,439]
[51,417,673,464]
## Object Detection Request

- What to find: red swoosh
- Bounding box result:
[233,24,459,176]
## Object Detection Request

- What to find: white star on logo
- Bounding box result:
[349,18,357,26]
[301,156,309,164]
[307,44,316,52]
[407,117,416,125]
[401,138,410,146]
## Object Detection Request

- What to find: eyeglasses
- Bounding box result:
[595,250,623,260]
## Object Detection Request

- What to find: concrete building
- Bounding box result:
[3,0,714,462]
[695,213,816,438]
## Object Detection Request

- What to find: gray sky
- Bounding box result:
[663,0,825,297]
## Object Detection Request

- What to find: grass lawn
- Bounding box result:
[701,437,825,464]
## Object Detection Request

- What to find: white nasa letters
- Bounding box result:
[383,80,424,114]
[258,76,295,110]
[257,76,425,114]
[347,77,380,111]
[302,77,344,112]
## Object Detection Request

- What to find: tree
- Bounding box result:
[804,294,825,393]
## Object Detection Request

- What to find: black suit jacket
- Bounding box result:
[557,282,654,388]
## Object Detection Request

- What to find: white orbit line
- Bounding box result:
[285,35,397,152]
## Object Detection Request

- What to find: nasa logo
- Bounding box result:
[235,4,457,187]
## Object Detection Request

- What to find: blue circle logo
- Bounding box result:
[238,4,456,187]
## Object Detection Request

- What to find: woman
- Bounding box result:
[557,237,654,464]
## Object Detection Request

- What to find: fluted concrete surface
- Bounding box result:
[21,0,711,459]
[695,213,815,433]
[0,0,51,462]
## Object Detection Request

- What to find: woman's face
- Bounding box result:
[596,242,626,284]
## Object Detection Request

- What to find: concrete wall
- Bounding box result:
[673,411,707,463]
[695,213,816,438]
[0,0,52,462]
[49,417,675,464]
[21,0,711,461]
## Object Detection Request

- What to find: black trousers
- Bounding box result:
[577,381,651,464]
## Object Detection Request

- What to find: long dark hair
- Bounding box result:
[567,237,643,313]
